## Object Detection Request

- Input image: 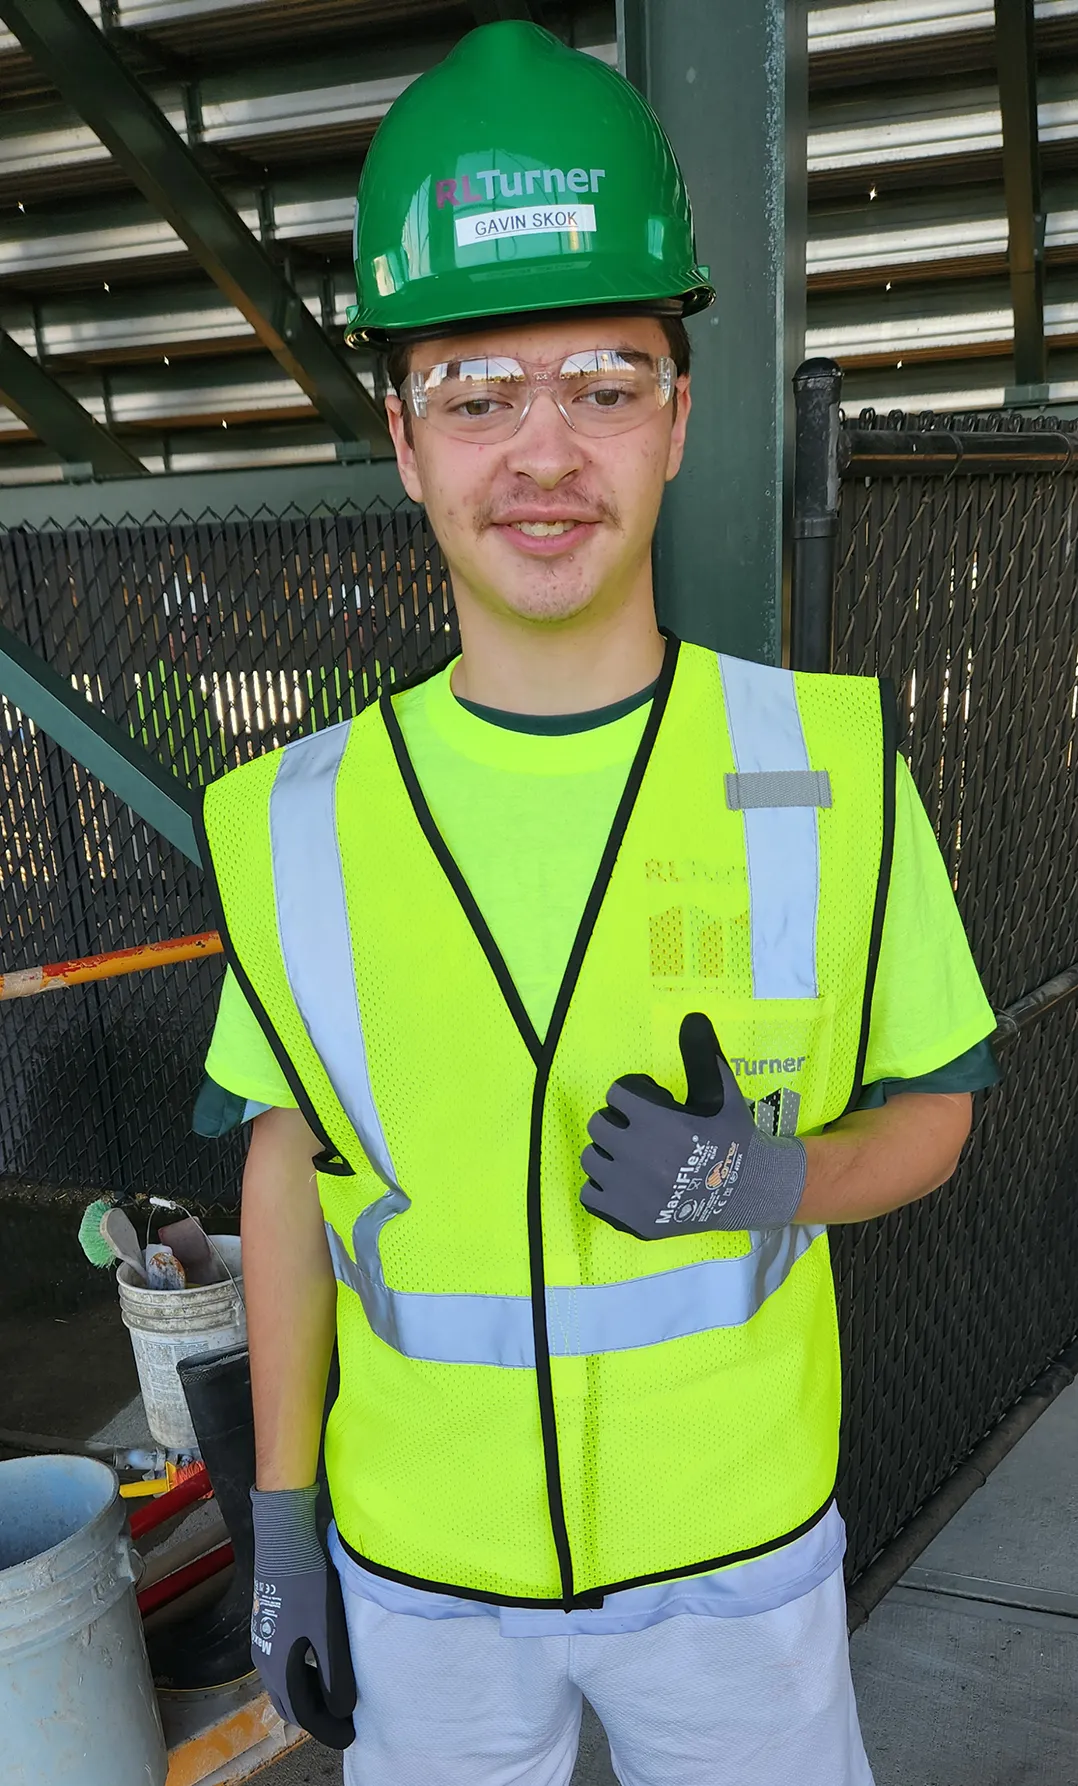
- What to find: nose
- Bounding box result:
[503,386,586,488]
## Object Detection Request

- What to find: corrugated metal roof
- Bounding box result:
[0,1,1073,479]
[841,352,1078,411]
[809,270,1078,358]
[0,0,472,59]
[810,0,1078,56]
[808,73,1078,185]
[805,0,1078,414]
[809,0,1078,84]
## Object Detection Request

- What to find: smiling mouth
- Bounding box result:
[510,520,586,537]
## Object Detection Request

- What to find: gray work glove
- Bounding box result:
[250,1484,356,1750]
[580,1013,807,1239]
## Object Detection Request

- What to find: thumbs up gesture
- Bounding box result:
[579,1014,807,1239]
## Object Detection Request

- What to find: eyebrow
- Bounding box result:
[596,346,652,365]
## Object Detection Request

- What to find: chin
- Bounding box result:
[497,580,604,624]
[472,554,613,625]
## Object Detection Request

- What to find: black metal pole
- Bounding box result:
[992,963,1078,1048]
[842,427,1076,476]
[790,358,842,672]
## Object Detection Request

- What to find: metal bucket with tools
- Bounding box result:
[117,1235,246,1451]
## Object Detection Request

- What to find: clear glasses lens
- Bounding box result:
[404,351,675,441]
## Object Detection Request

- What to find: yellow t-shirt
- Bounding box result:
[202,662,996,1115]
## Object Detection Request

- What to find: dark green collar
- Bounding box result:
[454,680,657,736]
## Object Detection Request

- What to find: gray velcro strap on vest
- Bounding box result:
[725,770,832,811]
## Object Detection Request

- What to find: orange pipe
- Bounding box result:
[0,932,223,1000]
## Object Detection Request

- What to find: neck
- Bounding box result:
[450,582,665,716]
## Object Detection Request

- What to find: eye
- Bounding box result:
[577,382,634,409]
[449,394,511,418]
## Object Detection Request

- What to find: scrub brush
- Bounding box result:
[78,1196,118,1267]
[77,1198,147,1284]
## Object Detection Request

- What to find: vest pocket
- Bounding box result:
[650,991,837,1136]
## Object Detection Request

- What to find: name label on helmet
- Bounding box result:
[455,205,597,247]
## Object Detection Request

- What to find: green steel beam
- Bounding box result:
[0,0,391,454]
[0,459,412,529]
[618,0,808,663]
[995,0,1048,393]
[0,620,199,864]
[0,329,147,479]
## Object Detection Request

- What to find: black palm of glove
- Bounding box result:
[250,1485,356,1750]
[579,1013,807,1239]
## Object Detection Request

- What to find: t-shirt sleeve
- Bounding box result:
[854,1037,1000,1108]
[861,756,997,1085]
[203,967,297,1111]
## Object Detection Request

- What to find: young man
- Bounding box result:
[197,23,998,1786]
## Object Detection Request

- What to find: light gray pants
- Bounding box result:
[337,1567,875,1786]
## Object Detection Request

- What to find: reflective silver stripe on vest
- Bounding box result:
[718,656,821,1000]
[327,1202,824,1368]
[269,725,398,1187]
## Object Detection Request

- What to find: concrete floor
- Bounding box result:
[9,1295,1078,1784]
[849,1378,1078,1786]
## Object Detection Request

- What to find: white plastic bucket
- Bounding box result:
[0,1454,167,1786]
[117,1234,246,1451]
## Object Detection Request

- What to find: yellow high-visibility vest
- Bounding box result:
[202,639,894,1607]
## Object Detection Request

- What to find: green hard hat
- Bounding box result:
[345,21,715,347]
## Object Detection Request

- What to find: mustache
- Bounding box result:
[476,488,621,530]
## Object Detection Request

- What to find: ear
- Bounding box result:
[664,374,692,482]
[386,393,425,504]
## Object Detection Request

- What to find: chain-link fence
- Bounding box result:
[1,405,1076,1586]
[0,503,454,1208]
[829,405,1078,1582]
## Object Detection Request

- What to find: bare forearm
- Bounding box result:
[241,1106,338,1490]
[797,1091,972,1224]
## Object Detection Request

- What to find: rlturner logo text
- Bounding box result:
[731,1055,806,1076]
[437,168,606,207]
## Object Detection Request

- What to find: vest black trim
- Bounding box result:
[194,789,356,1173]
[378,633,680,1607]
[844,677,899,1115]
[380,694,542,1063]
[337,1489,836,1611]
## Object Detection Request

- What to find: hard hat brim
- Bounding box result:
[346,282,714,351]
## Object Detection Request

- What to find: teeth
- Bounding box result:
[515,520,576,537]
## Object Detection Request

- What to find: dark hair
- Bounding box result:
[383,312,691,400]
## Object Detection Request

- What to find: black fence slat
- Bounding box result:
[0,502,454,1209]
[832,416,1078,1580]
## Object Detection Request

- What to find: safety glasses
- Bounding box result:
[400,349,676,443]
